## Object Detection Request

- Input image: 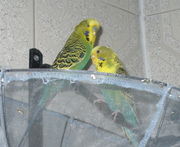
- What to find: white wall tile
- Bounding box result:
[169,0,180,10]
[148,46,180,87]
[146,15,161,45]
[145,0,180,15]
[162,12,180,54]
[0,0,34,69]
[144,0,159,15]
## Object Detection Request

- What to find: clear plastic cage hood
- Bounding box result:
[0,69,180,147]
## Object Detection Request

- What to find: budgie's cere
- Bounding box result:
[91,46,138,147]
[51,18,100,70]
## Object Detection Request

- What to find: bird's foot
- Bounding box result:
[93,98,106,105]
[111,110,121,121]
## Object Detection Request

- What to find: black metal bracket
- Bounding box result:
[29,48,50,68]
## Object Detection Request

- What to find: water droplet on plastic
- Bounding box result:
[70,79,75,83]
[16,109,24,115]
[91,74,96,80]
[141,78,150,83]
[42,78,49,84]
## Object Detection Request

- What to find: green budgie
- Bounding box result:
[18,18,100,147]
[91,46,139,147]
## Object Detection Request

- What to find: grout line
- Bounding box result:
[33,0,35,48]
[139,0,150,78]
[102,1,139,16]
[160,43,180,59]
[147,8,180,16]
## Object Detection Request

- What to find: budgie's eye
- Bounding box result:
[96,50,100,54]
[86,25,90,27]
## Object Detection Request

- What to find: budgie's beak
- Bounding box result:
[91,55,96,64]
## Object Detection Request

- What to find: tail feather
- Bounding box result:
[122,127,138,147]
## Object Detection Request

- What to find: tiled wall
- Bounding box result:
[0,0,179,87]
[144,0,180,87]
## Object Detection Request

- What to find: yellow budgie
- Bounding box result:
[91,46,139,147]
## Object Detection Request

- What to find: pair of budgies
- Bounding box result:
[19,18,138,147]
